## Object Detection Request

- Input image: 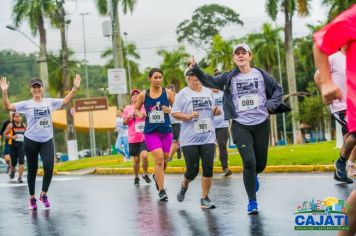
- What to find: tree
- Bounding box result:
[266,0,312,144]
[176,4,243,49]
[205,34,234,73]
[12,0,56,96]
[157,46,189,91]
[322,0,356,21]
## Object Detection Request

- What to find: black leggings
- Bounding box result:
[9,145,25,167]
[24,137,54,196]
[215,127,229,170]
[231,119,269,201]
[182,143,215,180]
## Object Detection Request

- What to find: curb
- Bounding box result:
[48,165,336,176]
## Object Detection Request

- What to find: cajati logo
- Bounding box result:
[294,197,350,231]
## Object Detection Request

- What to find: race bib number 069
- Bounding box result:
[238,94,259,111]
[149,111,164,123]
[36,117,51,129]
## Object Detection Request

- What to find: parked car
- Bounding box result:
[78,149,101,158]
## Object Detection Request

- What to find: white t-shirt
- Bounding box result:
[329,51,347,113]
[14,98,63,142]
[115,117,128,137]
[212,90,229,128]
[230,68,269,125]
[172,86,216,147]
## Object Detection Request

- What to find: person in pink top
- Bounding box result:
[123,89,151,185]
[313,4,356,235]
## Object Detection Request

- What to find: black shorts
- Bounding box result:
[3,143,9,155]
[332,110,348,136]
[9,145,25,167]
[129,142,148,157]
[172,123,181,142]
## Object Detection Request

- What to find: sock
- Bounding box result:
[339,156,347,162]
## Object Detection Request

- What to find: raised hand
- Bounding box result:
[185,56,196,69]
[73,74,81,89]
[0,77,9,92]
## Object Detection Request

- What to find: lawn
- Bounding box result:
[54,141,340,172]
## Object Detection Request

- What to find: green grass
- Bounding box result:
[54,141,340,172]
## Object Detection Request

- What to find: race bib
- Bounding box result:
[16,134,24,142]
[149,111,164,123]
[36,117,51,128]
[135,122,145,132]
[238,94,259,111]
[194,119,211,134]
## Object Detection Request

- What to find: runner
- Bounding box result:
[167,84,182,161]
[134,68,174,201]
[123,89,151,185]
[0,113,13,174]
[312,5,356,235]
[4,112,26,183]
[172,69,221,209]
[187,43,284,214]
[115,108,129,161]
[0,75,81,210]
[314,47,356,183]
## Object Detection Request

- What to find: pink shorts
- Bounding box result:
[144,132,173,154]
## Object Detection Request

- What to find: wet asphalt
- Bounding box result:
[0,173,354,236]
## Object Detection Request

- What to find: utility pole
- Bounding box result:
[56,0,78,160]
[123,32,132,92]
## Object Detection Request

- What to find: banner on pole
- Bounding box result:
[108,68,128,94]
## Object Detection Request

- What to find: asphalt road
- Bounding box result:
[0,173,354,236]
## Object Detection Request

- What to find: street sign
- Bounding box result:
[74,97,108,112]
[108,68,128,94]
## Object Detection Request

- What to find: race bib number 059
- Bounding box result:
[149,111,164,123]
[36,117,51,129]
[135,122,145,132]
[194,119,211,134]
[238,94,259,111]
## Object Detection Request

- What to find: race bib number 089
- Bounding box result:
[238,94,259,111]
[149,111,164,123]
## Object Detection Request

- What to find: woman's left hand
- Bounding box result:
[73,74,81,89]
[161,106,171,114]
[213,107,221,116]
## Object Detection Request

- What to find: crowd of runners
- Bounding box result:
[0,4,355,235]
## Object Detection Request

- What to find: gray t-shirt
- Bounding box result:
[14,98,63,142]
[230,68,269,125]
[212,90,229,128]
[172,87,216,147]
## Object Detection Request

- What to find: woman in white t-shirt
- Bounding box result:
[0,75,81,210]
[172,69,221,209]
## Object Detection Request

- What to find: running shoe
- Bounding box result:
[247,200,258,215]
[6,165,10,174]
[346,161,356,177]
[9,170,15,179]
[223,168,232,177]
[158,189,168,201]
[201,197,216,209]
[177,149,182,159]
[334,171,353,183]
[39,194,51,208]
[18,177,23,183]
[177,182,188,202]
[256,176,260,192]
[134,177,140,185]
[142,174,152,184]
[28,198,37,210]
[152,174,159,191]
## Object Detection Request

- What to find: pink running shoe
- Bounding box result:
[28,198,37,210]
[39,194,51,208]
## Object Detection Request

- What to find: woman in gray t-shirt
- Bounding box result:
[0,75,81,210]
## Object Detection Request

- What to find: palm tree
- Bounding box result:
[247,23,283,146]
[205,34,235,72]
[322,0,356,21]
[12,0,56,96]
[266,0,312,144]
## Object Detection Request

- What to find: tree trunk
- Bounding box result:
[38,15,49,97]
[284,3,302,144]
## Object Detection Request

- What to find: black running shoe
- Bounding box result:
[334,171,353,184]
[9,171,15,179]
[18,177,23,183]
[223,168,232,177]
[159,189,168,201]
[142,174,152,184]
[152,174,159,191]
[177,149,182,159]
[134,177,140,185]
[201,197,216,209]
[177,182,188,202]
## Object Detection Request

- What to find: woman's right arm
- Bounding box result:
[0,77,16,111]
[4,123,14,140]
[134,93,145,119]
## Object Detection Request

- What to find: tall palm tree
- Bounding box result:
[205,34,234,72]
[247,23,283,146]
[12,0,56,96]
[266,0,312,144]
[322,0,355,21]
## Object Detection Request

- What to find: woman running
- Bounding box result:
[0,75,81,210]
[4,112,26,183]
[115,108,129,161]
[134,68,174,201]
[187,43,283,214]
[123,89,151,185]
[172,69,221,209]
